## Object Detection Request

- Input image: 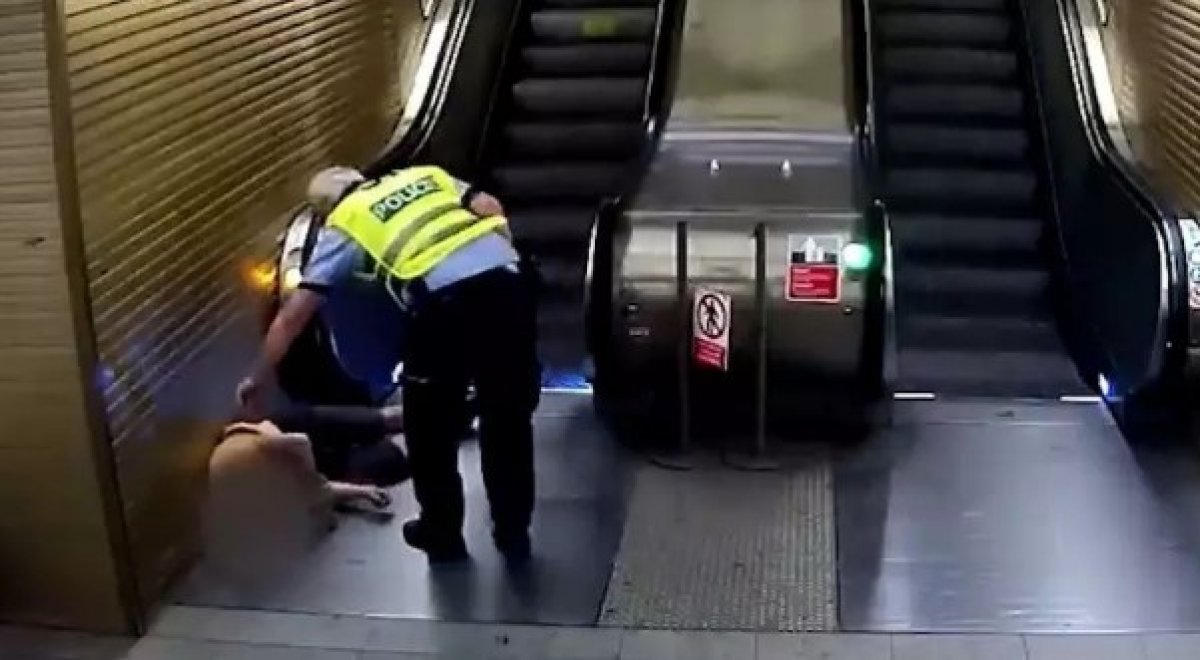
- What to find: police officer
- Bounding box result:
[238,164,540,562]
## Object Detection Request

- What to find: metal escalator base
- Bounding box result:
[838,399,1200,632]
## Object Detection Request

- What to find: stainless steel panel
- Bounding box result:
[613,210,866,381]
[593,0,869,431]
[670,0,848,132]
[636,129,858,211]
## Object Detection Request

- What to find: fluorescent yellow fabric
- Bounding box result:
[327,166,506,280]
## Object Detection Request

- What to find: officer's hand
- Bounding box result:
[468,191,504,218]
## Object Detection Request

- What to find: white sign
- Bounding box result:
[692,287,731,371]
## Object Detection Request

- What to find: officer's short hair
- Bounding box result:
[308,166,365,215]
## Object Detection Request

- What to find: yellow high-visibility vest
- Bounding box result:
[327,166,507,281]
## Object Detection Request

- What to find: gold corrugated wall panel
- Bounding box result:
[0,1,126,632]
[1106,0,1200,210]
[62,0,418,603]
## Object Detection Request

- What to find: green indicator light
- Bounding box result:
[842,242,873,271]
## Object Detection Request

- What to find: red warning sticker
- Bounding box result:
[786,234,842,303]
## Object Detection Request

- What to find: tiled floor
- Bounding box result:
[6,607,1200,660]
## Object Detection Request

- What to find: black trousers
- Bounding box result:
[272,405,410,485]
[402,267,541,539]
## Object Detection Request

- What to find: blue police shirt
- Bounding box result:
[300,226,518,399]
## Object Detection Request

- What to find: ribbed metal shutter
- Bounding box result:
[1106,0,1200,210]
[62,0,420,603]
[0,2,127,630]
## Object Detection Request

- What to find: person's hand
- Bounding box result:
[236,376,265,419]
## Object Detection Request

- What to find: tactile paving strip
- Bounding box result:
[599,451,836,631]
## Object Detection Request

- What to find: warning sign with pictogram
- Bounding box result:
[692,287,731,371]
[786,234,843,303]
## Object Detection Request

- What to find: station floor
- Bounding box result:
[7,613,1200,659]
[15,394,1200,658]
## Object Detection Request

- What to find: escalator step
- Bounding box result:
[530,9,656,43]
[512,78,645,116]
[885,83,1024,121]
[534,253,591,301]
[895,347,1083,398]
[506,205,598,249]
[502,122,644,160]
[887,124,1029,163]
[492,163,626,201]
[897,263,1049,315]
[900,314,1063,352]
[877,0,1007,10]
[522,43,651,76]
[879,12,1012,47]
[882,47,1018,81]
[885,167,1037,208]
[891,214,1042,265]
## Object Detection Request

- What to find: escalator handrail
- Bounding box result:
[471,0,530,176]
[641,0,669,132]
[851,0,894,392]
[592,0,685,202]
[1017,0,1188,390]
[853,0,880,193]
[373,0,476,175]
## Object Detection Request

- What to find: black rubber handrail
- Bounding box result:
[470,0,530,177]
[850,0,881,200]
[371,0,477,176]
[848,0,891,395]
[618,0,687,195]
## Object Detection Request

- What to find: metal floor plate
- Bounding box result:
[600,450,837,632]
[838,399,1200,633]
[174,394,630,625]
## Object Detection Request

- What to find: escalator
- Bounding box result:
[477,0,661,381]
[873,0,1087,397]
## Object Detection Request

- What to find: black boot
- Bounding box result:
[402,520,468,563]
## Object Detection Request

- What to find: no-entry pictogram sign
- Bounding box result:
[693,287,731,370]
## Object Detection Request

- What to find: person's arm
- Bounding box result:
[237,228,361,413]
[237,289,324,412]
[251,290,324,383]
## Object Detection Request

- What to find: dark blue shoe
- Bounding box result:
[493,528,531,563]
[403,520,468,563]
